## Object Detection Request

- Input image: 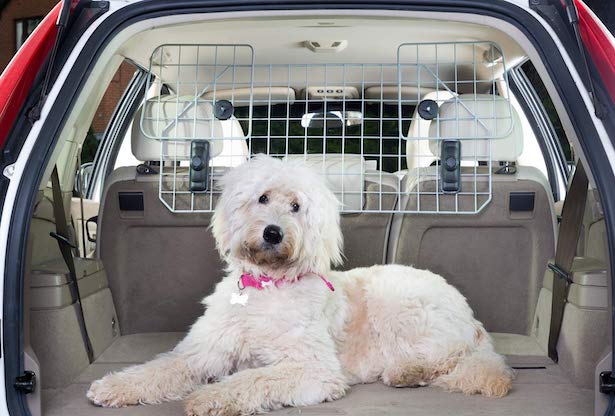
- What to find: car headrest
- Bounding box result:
[284,154,365,210]
[132,95,244,161]
[426,94,523,161]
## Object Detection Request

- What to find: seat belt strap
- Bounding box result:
[50,166,95,363]
[547,161,589,362]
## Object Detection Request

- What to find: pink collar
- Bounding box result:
[239,272,334,292]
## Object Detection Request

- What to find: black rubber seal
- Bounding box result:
[508,72,560,200]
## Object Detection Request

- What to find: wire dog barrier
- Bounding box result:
[139,41,512,214]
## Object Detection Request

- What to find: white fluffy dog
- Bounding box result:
[87,155,513,415]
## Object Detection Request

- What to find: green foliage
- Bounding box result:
[521,61,573,161]
[81,128,101,164]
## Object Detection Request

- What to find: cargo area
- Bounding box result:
[43,333,593,416]
[20,11,611,416]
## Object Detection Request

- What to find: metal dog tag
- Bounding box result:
[230,292,249,306]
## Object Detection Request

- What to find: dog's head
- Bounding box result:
[212,155,343,279]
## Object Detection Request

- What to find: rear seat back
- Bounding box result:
[342,170,398,269]
[98,98,244,334]
[100,100,396,332]
[285,155,398,269]
[391,96,556,334]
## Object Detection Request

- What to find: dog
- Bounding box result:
[87,155,513,415]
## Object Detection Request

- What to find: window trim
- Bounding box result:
[88,67,149,200]
[509,61,570,200]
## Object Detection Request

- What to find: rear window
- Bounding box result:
[234,102,415,173]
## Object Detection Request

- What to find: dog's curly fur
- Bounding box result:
[88,155,513,415]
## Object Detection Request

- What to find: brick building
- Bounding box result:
[0,0,55,70]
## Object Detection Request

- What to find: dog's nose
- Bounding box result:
[263,225,284,245]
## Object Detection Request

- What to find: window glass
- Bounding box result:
[15,17,43,50]
[81,61,137,165]
[509,92,549,179]
[114,79,163,170]
[520,61,573,163]
[75,61,136,197]
[113,119,140,170]
[234,102,414,173]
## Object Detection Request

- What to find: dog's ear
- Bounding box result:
[211,194,231,259]
[321,188,344,268]
[211,165,242,259]
[304,176,344,270]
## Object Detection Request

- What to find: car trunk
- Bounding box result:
[27,185,606,416]
[19,9,611,416]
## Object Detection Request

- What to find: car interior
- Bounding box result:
[21,13,610,416]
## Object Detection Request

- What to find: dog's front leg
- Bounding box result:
[184,362,348,416]
[88,313,238,407]
[87,350,203,407]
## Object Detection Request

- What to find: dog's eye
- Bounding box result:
[291,202,300,213]
[259,194,269,204]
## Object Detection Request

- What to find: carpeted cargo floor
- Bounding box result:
[44,332,593,416]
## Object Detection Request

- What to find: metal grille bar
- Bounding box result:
[140,42,511,214]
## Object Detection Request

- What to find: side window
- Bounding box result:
[113,126,140,170]
[519,61,574,165]
[72,61,137,258]
[77,61,137,193]
[510,60,575,201]
[508,91,549,180]
[113,78,164,171]
[81,62,137,162]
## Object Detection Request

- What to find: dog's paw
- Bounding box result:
[87,375,142,408]
[184,386,241,416]
[479,373,513,398]
[323,381,348,402]
[382,364,432,388]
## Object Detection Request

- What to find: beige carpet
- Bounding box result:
[44,332,593,416]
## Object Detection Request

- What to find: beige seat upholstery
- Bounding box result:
[390,96,556,334]
[286,154,399,269]
[98,98,245,334]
